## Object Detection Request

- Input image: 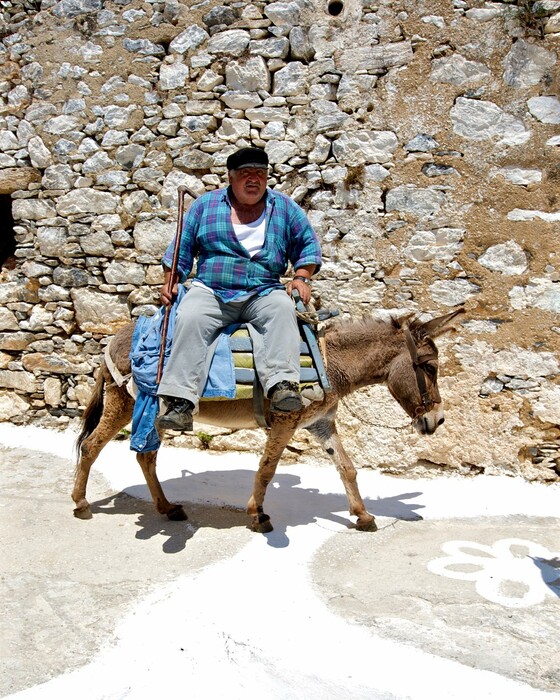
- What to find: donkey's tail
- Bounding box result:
[75,366,106,460]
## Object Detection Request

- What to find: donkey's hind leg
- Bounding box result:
[307,418,377,531]
[72,384,133,519]
[247,418,298,533]
[136,450,187,521]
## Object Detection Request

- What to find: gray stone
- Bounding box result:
[507,209,560,222]
[495,167,542,185]
[332,131,398,166]
[451,98,531,146]
[289,27,314,62]
[43,377,62,407]
[480,377,505,395]
[0,308,20,331]
[509,278,560,313]
[43,115,80,135]
[104,261,145,285]
[337,41,413,74]
[28,136,52,168]
[115,144,146,169]
[503,39,557,88]
[197,69,223,92]
[159,62,189,90]
[203,5,237,28]
[0,392,29,420]
[0,370,37,392]
[478,241,528,275]
[250,38,290,59]
[216,118,251,142]
[273,62,308,96]
[52,0,102,18]
[245,106,291,123]
[53,267,90,288]
[456,339,558,378]
[12,198,56,221]
[421,164,460,177]
[82,151,115,174]
[56,189,119,216]
[308,134,331,163]
[169,25,210,54]
[21,261,52,278]
[71,289,131,334]
[103,106,137,129]
[545,11,560,33]
[24,306,54,331]
[430,54,491,85]
[226,56,270,92]
[42,165,75,190]
[264,1,300,27]
[220,92,263,110]
[265,140,298,164]
[133,218,176,258]
[37,227,67,257]
[404,134,439,153]
[0,130,20,152]
[386,185,447,217]
[123,38,165,56]
[527,96,560,124]
[405,228,465,263]
[80,232,115,257]
[207,30,250,56]
[429,279,481,306]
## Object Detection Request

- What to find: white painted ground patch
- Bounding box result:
[1,424,559,700]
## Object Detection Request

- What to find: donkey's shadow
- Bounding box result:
[90,468,424,551]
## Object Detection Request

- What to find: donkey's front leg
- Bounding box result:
[307,418,377,531]
[136,450,187,521]
[247,419,297,533]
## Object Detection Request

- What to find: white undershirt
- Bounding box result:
[232,209,266,257]
[192,210,267,298]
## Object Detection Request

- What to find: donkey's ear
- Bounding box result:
[421,307,465,338]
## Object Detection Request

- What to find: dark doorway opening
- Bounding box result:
[0,195,16,269]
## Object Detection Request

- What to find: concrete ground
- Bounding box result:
[1,424,559,700]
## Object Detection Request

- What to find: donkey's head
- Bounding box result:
[387,308,464,435]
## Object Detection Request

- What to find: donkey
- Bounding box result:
[72,308,463,533]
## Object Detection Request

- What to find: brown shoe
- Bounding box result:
[269,381,303,413]
[156,397,194,431]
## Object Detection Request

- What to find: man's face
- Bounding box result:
[229,167,268,206]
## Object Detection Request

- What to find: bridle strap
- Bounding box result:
[403,327,440,414]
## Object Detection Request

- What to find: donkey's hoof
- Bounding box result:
[73,504,92,520]
[167,504,188,521]
[356,516,377,532]
[251,513,274,533]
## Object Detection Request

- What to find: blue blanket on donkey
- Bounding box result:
[129,287,238,453]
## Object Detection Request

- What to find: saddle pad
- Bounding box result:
[201,327,320,402]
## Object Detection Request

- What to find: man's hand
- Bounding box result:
[287,277,312,305]
[160,268,178,306]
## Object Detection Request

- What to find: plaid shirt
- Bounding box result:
[162,187,322,302]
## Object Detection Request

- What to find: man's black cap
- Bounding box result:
[227,147,269,171]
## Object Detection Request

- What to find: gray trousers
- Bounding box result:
[157,285,301,407]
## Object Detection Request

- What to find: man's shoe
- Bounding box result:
[269,381,303,413]
[156,397,194,431]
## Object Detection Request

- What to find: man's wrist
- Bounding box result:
[293,275,311,285]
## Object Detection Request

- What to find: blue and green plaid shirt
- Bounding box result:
[162,187,322,302]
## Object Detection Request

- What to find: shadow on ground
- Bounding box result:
[88,468,424,550]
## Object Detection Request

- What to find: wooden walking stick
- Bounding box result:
[156,184,197,385]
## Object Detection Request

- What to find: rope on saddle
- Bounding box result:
[104,339,132,390]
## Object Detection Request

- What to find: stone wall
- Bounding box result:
[1,0,559,480]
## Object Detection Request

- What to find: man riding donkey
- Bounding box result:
[156,146,322,432]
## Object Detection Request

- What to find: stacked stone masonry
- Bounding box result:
[1,0,559,480]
